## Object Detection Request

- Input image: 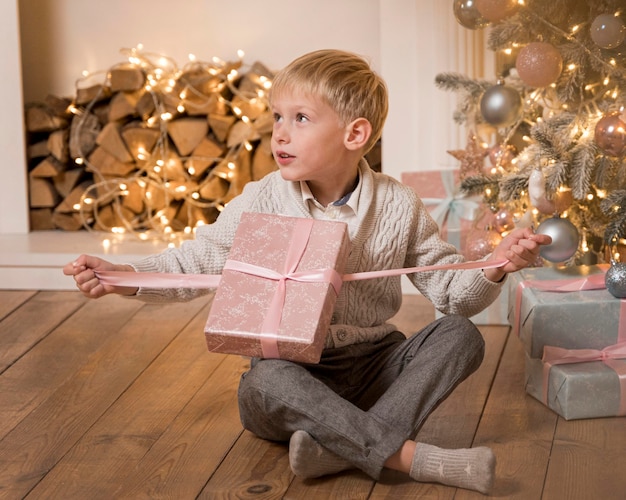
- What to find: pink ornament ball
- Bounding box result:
[474,0,519,22]
[489,144,517,167]
[591,14,626,49]
[493,209,514,233]
[516,42,563,88]
[595,113,626,157]
[464,227,502,260]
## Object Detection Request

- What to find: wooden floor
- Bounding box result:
[1,290,625,500]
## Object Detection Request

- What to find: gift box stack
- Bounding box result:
[402,169,508,325]
[507,264,626,420]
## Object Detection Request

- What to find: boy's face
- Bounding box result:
[270,90,357,191]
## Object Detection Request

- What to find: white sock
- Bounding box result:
[409,442,496,494]
[288,430,353,479]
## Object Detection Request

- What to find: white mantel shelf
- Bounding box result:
[0,231,169,290]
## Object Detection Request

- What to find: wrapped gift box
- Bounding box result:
[204,212,351,363]
[507,265,622,359]
[525,353,626,420]
[401,169,478,252]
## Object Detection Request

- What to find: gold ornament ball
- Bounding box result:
[453,0,490,30]
[516,42,563,88]
[590,14,626,49]
[474,0,519,22]
[595,113,626,157]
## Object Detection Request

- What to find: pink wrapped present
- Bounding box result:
[204,212,351,363]
[401,169,479,252]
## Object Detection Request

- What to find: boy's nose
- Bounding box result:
[273,126,289,143]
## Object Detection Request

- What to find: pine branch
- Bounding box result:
[545,159,570,192]
[434,73,491,97]
[568,140,595,199]
[487,15,532,51]
[499,173,529,202]
[601,190,626,240]
[595,155,617,189]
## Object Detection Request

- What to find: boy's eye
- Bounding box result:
[273,113,282,123]
[296,113,309,123]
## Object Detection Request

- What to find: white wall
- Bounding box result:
[18,0,381,102]
[1,1,28,234]
[4,0,487,235]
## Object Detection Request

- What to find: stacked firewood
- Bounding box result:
[24,54,278,238]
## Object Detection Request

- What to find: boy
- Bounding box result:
[64,49,550,494]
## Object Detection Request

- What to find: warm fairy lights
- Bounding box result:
[64,46,276,244]
[442,0,626,264]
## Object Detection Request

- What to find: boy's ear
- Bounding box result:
[344,118,372,151]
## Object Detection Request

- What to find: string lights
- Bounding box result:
[65,45,275,245]
[441,0,626,264]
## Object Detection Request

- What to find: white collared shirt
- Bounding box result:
[300,177,361,238]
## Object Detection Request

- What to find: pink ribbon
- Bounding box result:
[515,266,626,415]
[512,271,609,339]
[542,342,626,416]
[96,232,508,358]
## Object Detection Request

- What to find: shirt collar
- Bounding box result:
[300,174,361,212]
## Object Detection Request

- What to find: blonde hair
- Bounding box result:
[270,49,388,153]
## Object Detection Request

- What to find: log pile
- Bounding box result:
[24,52,278,239]
[24,50,382,241]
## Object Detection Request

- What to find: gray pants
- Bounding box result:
[237,315,484,479]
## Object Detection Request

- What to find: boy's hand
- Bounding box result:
[483,227,552,282]
[63,255,138,298]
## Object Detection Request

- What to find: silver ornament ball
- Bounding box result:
[480,84,522,127]
[536,217,579,262]
[605,262,626,298]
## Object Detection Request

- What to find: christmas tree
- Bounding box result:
[438,0,626,265]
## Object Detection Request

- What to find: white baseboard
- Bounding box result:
[0,231,168,290]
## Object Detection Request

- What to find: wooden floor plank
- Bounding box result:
[0,298,208,499]
[456,332,558,499]
[0,294,144,440]
[24,298,213,499]
[199,430,294,499]
[0,291,86,372]
[0,290,37,321]
[285,471,375,500]
[544,418,626,500]
[109,354,249,499]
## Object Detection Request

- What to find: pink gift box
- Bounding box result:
[401,169,478,252]
[204,212,351,363]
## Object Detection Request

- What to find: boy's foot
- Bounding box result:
[409,442,496,494]
[288,430,353,478]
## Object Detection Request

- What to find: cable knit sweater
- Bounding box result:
[131,161,504,348]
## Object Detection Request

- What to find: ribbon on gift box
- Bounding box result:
[541,341,626,416]
[512,269,612,339]
[511,267,626,416]
[420,170,480,249]
[96,218,508,359]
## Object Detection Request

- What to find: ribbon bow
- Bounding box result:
[421,171,480,246]
[542,342,626,416]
